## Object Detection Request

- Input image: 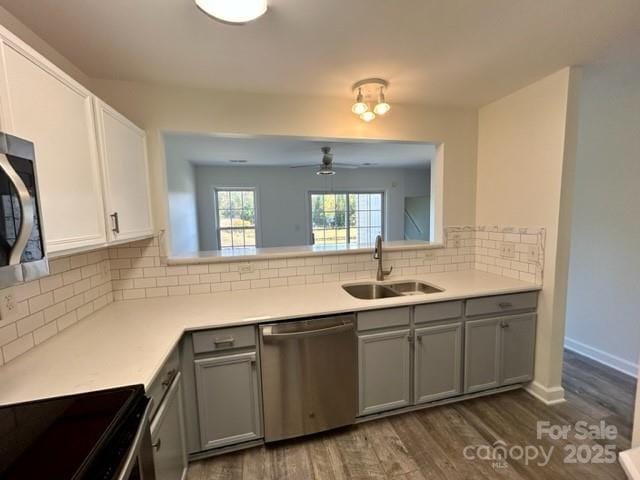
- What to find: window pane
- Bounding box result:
[220,229,233,248]
[216,189,257,249]
[310,192,383,247]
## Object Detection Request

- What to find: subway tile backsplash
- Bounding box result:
[0,249,113,366]
[0,225,544,365]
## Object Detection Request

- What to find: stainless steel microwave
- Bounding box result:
[0,132,48,288]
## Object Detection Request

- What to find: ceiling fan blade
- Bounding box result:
[289,164,317,168]
[332,163,359,169]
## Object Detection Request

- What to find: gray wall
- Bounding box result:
[565,36,640,376]
[165,142,200,254]
[194,165,430,251]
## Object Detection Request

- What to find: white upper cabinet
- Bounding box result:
[0,32,107,253]
[94,99,153,242]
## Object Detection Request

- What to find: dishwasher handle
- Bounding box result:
[262,319,353,340]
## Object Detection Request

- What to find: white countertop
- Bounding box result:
[0,270,539,406]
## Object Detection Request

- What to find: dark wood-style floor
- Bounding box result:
[187,350,636,479]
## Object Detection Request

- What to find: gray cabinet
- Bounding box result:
[194,351,262,450]
[500,314,536,385]
[464,314,536,393]
[464,318,501,393]
[414,322,463,403]
[150,373,187,480]
[358,329,411,416]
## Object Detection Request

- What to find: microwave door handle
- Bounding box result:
[0,153,35,265]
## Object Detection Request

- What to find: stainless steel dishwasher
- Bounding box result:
[259,314,357,442]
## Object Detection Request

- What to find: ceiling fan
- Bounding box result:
[290,147,358,176]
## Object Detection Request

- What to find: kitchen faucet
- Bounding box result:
[373,234,393,281]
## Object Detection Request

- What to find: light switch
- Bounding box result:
[500,242,516,259]
[238,262,254,274]
[0,287,17,321]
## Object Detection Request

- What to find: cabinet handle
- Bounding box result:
[498,302,513,309]
[110,212,120,234]
[152,438,161,451]
[213,336,235,346]
[161,369,177,388]
[500,321,510,329]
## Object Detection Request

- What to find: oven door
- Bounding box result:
[0,132,48,288]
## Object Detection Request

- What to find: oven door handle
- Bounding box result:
[116,399,154,480]
[0,153,34,265]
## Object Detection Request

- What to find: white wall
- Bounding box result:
[192,165,429,251]
[476,67,581,403]
[88,79,478,255]
[564,37,640,378]
[164,141,199,253]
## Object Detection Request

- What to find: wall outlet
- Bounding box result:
[238,262,254,274]
[500,242,516,259]
[449,233,462,248]
[526,245,539,262]
[0,287,17,321]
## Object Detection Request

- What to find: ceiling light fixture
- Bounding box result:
[195,0,268,24]
[351,78,390,122]
[351,88,368,115]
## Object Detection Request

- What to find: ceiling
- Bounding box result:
[2,0,639,107]
[163,133,435,168]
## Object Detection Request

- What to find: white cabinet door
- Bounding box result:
[0,33,106,253]
[358,329,411,416]
[94,99,153,242]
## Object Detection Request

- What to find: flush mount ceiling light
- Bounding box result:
[195,0,268,24]
[351,78,391,122]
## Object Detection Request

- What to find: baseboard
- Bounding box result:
[525,381,566,405]
[565,337,638,378]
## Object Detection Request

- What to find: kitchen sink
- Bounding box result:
[386,281,444,295]
[342,284,401,300]
[342,281,444,299]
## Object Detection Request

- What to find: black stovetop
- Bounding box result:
[0,385,146,480]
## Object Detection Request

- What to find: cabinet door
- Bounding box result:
[194,352,262,450]
[464,317,501,393]
[358,329,411,416]
[150,373,188,480]
[500,314,536,385]
[94,99,153,241]
[0,36,106,253]
[415,322,463,404]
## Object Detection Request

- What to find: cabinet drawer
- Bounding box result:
[414,301,463,324]
[192,325,256,354]
[465,292,538,317]
[357,307,410,332]
[147,347,180,419]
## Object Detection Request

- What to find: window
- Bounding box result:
[310,192,383,247]
[215,189,257,249]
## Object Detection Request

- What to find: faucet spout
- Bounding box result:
[373,235,393,281]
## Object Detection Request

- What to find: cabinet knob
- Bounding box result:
[152,438,161,451]
[500,321,510,329]
[498,302,513,309]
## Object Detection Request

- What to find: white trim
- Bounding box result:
[620,447,640,480]
[525,381,566,405]
[564,337,638,378]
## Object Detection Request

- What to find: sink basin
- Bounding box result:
[342,280,444,299]
[386,281,444,295]
[342,284,401,300]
